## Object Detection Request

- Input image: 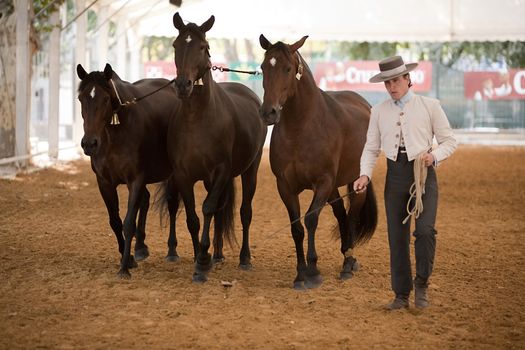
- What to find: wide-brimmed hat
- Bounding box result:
[369,55,418,83]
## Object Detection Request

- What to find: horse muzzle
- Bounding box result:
[81,135,100,156]
[259,105,281,125]
[174,76,194,98]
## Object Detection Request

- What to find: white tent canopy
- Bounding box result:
[5,0,525,171]
[111,0,525,42]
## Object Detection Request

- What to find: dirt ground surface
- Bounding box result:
[1,146,524,349]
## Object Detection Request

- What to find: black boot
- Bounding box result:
[414,286,429,308]
[414,276,430,309]
[385,294,409,310]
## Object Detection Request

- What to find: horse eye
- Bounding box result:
[286,67,292,73]
[200,45,206,51]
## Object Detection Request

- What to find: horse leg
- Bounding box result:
[194,168,231,283]
[327,188,355,280]
[276,179,306,290]
[134,188,150,261]
[340,191,366,279]
[212,213,225,264]
[303,184,333,289]
[237,151,262,270]
[175,180,200,263]
[166,180,182,262]
[205,181,225,264]
[96,179,130,266]
[118,180,146,279]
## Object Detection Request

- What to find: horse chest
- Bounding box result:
[91,153,137,185]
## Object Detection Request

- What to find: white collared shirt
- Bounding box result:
[360,93,457,180]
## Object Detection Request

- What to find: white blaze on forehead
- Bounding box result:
[90,87,95,98]
[269,57,277,67]
[185,34,192,43]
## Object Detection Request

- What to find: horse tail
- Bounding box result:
[153,180,182,228]
[347,181,378,246]
[215,177,237,247]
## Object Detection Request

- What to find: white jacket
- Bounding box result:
[360,94,457,179]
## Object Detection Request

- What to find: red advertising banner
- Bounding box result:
[464,70,525,100]
[313,61,433,92]
[144,61,228,82]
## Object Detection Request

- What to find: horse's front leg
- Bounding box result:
[237,150,263,270]
[118,179,146,279]
[276,179,305,290]
[174,176,200,263]
[96,178,132,267]
[134,188,150,261]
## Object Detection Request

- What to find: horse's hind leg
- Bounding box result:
[328,188,355,279]
[134,189,150,261]
[329,188,347,243]
[194,168,232,283]
[166,181,182,262]
[303,185,333,289]
[212,213,225,264]
[340,191,365,280]
[206,181,225,264]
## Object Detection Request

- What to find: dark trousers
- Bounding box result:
[384,151,438,296]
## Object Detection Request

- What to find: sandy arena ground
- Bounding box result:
[0,146,524,349]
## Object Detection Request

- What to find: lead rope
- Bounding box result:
[402,153,428,224]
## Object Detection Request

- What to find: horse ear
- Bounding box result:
[259,34,272,50]
[173,12,185,30]
[76,64,87,80]
[289,35,309,53]
[199,15,215,33]
[104,63,113,80]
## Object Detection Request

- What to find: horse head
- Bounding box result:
[258,34,308,125]
[172,12,214,98]
[76,63,118,156]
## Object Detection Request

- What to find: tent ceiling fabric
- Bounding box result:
[105,0,525,42]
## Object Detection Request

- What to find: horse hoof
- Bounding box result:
[165,254,180,263]
[352,260,360,272]
[117,269,131,279]
[305,274,323,289]
[213,256,225,265]
[122,256,138,269]
[134,247,150,261]
[339,271,354,280]
[192,272,208,284]
[293,280,306,290]
[195,258,213,274]
[239,262,252,271]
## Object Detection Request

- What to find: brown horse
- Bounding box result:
[77,63,194,278]
[166,13,267,283]
[259,35,378,289]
